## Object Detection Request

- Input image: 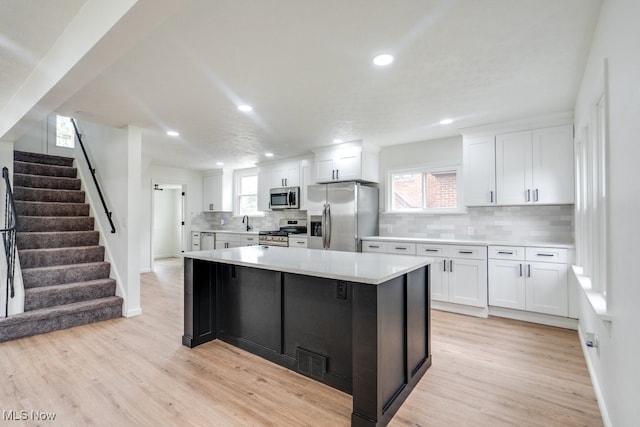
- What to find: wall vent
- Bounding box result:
[296,348,327,380]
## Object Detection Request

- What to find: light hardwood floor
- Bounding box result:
[0,258,602,426]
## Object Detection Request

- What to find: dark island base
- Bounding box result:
[183,258,431,426]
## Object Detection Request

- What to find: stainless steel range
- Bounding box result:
[258,219,307,247]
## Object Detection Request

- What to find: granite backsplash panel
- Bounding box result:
[379,205,574,244]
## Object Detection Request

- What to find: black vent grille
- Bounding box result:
[296,348,327,380]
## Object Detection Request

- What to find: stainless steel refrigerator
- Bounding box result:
[307,182,378,252]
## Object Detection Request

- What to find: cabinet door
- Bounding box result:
[488,259,526,310]
[202,174,222,212]
[531,125,574,204]
[496,130,532,205]
[315,153,335,183]
[270,163,300,188]
[334,151,361,181]
[257,168,271,211]
[299,162,311,210]
[448,258,487,307]
[525,262,568,316]
[429,258,448,302]
[463,136,496,206]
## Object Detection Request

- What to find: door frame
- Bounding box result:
[150,178,188,272]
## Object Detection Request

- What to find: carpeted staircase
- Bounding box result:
[0,151,122,342]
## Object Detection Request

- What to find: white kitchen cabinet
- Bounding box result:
[289,236,308,248]
[365,241,487,309]
[299,159,311,211]
[495,125,574,205]
[270,161,300,188]
[313,141,379,183]
[463,136,496,206]
[488,245,568,317]
[191,232,201,251]
[257,168,271,211]
[215,233,258,249]
[203,170,233,212]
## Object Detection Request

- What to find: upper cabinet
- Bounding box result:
[312,141,379,183]
[203,169,233,212]
[270,161,300,188]
[463,136,496,206]
[462,115,574,206]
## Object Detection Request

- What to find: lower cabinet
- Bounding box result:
[488,246,568,317]
[363,241,488,309]
[215,233,258,249]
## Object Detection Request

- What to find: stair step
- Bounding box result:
[14,150,74,167]
[14,173,81,191]
[19,245,105,269]
[15,201,90,217]
[16,216,94,232]
[24,279,116,311]
[16,230,100,249]
[14,160,77,178]
[13,186,85,203]
[0,296,122,343]
[22,261,111,289]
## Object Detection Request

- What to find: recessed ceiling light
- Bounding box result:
[333,138,344,144]
[166,130,179,137]
[238,105,253,112]
[265,152,274,158]
[373,54,394,66]
[216,162,224,166]
[439,119,454,125]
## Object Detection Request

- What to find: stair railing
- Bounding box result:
[70,119,116,234]
[2,166,17,318]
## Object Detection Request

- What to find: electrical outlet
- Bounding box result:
[467,226,475,236]
[585,332,599,348]
[336,282,347,300]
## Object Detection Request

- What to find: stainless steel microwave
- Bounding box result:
[269,187,300,209]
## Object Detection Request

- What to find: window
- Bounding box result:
[388,165,462,213]
[235,169,260,216]
[56,115,75,148]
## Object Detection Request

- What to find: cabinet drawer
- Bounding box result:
[449,245,486,260]
[289,237,308,248]
[488,245,525,260]
[243,236,258,245]
[362,241,388,253]
[416,244,446,257]
[525,247,567,263]
[387,242,417,255]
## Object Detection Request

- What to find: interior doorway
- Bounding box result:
[151,181,186,272]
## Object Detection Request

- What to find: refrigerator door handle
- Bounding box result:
[321,204,327,248]
[325,203,331,249]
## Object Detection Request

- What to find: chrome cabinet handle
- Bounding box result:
[527,264,531,277]
[395,247,407,250]
[519,263,523,277]
[526,189,531,202]
[369,245,379,249]
[534,189,539,202]
[449,260,453,272]
[332,170,335,180]
[536,253,554,257]
[458,250,473,254]
[443,260,447,272]
[424,249,438,252]
[498,251,514,255]
[490,190,494,203]
[336,169,340,180]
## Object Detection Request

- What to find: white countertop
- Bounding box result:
[362,236,574,249]
[183,246,432,285]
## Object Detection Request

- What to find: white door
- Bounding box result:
[525,262,568,316]
[531,125,574,204]
[429,258,448,302]
[463,136,496,206]
[488,259,526,310]
[496,130,532,205]
[448,258,487,307]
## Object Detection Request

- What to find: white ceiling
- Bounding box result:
[2,0,602,170]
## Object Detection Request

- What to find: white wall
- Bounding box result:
[74,120,142,317]
[140,161,203,272]
[573,1,640,426]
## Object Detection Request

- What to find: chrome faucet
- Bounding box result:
[242,215,251,231]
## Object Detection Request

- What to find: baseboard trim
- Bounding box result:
[577,323,612,427]
[431,301,488,318]
[125,308,142,318]
[140,268,151,273]
[489,306,578,330]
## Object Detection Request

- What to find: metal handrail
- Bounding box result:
[70,119,116,233]
[2,166,17,317]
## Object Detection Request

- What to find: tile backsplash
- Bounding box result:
[379,205,574,244]
[192,210,308,232]
[192,205,574,244]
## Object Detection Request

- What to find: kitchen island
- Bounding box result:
[182,246,432,426]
